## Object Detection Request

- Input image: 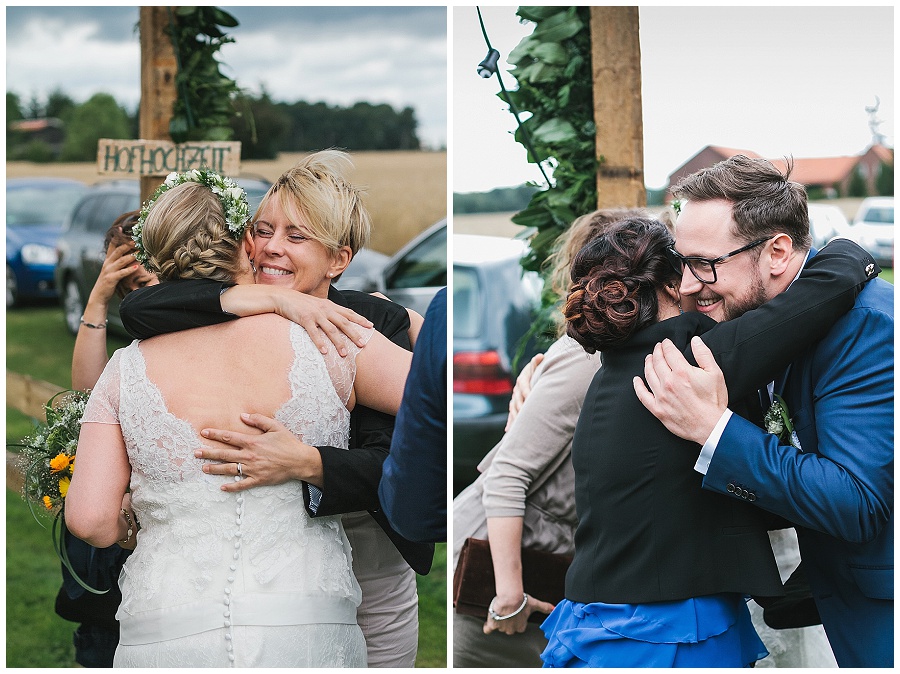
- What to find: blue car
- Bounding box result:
[7,177,88,307]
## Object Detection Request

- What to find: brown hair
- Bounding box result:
[672,154,811,251]
[141,182,244,283]
[546,207,648,336]
[563,217,678,352]
[102,210,145,298]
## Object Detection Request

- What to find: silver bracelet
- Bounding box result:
[80,316,107,329]
[488,593,529,621]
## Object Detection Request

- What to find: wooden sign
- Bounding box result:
[97,139,241,177]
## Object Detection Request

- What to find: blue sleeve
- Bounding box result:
[705,285,893,543]
[378,288,447,542]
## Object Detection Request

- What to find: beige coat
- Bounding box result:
[452,335,600,569]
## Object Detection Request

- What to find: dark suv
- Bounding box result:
[55,177,270,335]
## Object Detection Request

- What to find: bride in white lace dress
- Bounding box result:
[65,173,411,667]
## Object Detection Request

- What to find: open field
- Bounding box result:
[8,150,447,256]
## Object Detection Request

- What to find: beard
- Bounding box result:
[723,265,768,321]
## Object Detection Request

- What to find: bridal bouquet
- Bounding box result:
[12,389,107,593]
[17,389,88,515]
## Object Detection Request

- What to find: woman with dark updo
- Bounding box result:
[539,217,875,667]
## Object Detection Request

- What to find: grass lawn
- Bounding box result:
[6,304,448,667]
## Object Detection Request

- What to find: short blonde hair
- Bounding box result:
[255,150,372,254]
[141,182,243,282]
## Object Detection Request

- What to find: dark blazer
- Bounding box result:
[379,288,447,542]
[120,280,435,574]
[707,273,892,666]
[566,238,877,605]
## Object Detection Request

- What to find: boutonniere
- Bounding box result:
[764,394,801,449]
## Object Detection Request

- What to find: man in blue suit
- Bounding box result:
[635,155,893,667]
[379,287,447,543]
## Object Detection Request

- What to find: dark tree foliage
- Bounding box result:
[453,184,539,214]
[281,100,420,151]
[876,162,893,196]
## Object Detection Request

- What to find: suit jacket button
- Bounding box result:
[727,483,736,493]
[741,488,749,499]
[748,492,757,502]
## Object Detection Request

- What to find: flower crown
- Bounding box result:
[132,169,251,267]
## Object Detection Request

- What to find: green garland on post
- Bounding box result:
[166,6,242,143]
[506,6,597,349]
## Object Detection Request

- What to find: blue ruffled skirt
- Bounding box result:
[540,594,767,668]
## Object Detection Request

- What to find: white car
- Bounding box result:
[807,203,850,249]
[843,197,894,267]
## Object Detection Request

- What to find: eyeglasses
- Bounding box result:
[665,236,775,284]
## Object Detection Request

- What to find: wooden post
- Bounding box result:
[139,6,178,203]
[590,7,645,208]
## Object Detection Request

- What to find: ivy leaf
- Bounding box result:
[517,6,571,22]
[530,42,569,66]
[532,118,577,145]
[212,8,240,28]
[530,9,583,43]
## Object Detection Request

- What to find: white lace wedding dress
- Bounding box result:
[81,322,372,667]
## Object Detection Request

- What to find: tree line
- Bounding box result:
[6,88,423,163]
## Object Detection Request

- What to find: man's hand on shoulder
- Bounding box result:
[633,337,728,445]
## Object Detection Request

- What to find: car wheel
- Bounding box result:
[6,265,18,308]
[62,279,85,335]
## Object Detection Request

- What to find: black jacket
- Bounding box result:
[565,239,876,603]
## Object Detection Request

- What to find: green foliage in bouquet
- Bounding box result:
[12,389,107,594]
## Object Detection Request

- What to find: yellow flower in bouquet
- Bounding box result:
[50,453,72,474]
[14,390,89,516]
[10,389,109,595]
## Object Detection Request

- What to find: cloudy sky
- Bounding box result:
[455,5,894,191]
[6,6,448,149]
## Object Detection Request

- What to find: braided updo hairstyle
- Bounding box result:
[563,217,678,352]
[140,181,244,283]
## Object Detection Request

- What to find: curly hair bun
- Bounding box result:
[563,217,676,352]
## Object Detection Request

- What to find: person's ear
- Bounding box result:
[663,281,681,304]
[244,228,255,260]
[767,233,795,277]
[328,246,353,278]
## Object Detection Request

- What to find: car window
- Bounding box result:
[69,196,102,232]
[385,226,447,290]
[453,266,481,339]
[6,186,86,226]
[860,206,894,225]
[92,193,138,234]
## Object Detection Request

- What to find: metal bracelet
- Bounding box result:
[80,316,108,330]
[119,508,135,544]
[488,593,529,621]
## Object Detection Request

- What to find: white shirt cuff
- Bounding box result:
[694,409,733,475]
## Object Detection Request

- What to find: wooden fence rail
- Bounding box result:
[7,371,64,493]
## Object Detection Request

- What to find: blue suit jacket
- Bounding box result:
[379,287,447,543]
[706,275,893,667]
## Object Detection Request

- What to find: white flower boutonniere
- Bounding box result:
[764,394,801,449]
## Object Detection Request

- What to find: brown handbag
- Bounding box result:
[452,537,572,624]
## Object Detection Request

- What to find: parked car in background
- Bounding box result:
[335,219,447,318]
[807,203,850,249]
[55,177,271,335]
[7,177,88,307]
[452,234,542,493]
[842,197,894,267]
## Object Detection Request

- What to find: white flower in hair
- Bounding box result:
[132,168,250,269]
